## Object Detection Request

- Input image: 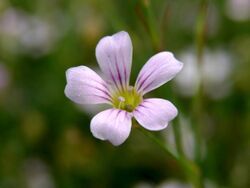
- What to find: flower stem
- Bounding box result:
[137,126,203,188]
[138,125,178,159]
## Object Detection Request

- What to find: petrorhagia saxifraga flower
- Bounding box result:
[65,31,183,146]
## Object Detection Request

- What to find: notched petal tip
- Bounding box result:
[64,66,111,105]
[112,31,130,41]
[64,84,71,99]
[65,66,91,82]
[95,31,133,91]
[65,66,77,81]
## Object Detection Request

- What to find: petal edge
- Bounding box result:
[65,66,111,104]
[95,31,133,91]
[135,52,183,95]
[134,98,178,131]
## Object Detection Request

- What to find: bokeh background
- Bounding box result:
[0,0,250,187]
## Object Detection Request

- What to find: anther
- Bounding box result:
[118,96,125,109]
[118,96,125,102]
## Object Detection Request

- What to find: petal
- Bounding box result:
[135,52,183,95]
[133,98,178,131]
[65,66,112,104]
[95,31,133,91]
[90,109,132,146]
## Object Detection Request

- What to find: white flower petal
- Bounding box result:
[135,52,183,95]
[133,98,178,131]
[90,109,132,146]
[95,31,132,91]
[65,66,111,104]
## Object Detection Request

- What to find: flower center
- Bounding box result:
[112,86,142,112]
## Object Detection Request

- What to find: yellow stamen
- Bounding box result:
[112,86,142,112]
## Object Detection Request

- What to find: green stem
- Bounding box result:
[138,126,178,159]
[137,126,203,188]
[195,0,208,63]
[190,1,209,187]
[136,0,162,51]
[193,0,208,163]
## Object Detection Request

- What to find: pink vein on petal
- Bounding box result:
[136,65,160,91]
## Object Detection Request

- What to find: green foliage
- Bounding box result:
[0,0,250,187]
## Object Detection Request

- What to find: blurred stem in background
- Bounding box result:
[137,126,203,188]
[192,0,209,187]
[193,0,208,164]
[135,0,162,51]
[134,0,210,187]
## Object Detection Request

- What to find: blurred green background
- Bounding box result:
[0,0,250,187]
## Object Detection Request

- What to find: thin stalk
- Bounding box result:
[191,0,209,187]
[137,126,203,188]
[193,0,208,163]
[138,126,178,159]
[136,0,162,51]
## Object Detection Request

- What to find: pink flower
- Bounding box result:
[65,31,183,146]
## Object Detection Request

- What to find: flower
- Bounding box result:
[65,31,183,146]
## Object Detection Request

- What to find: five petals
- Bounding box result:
[65,31,183,146]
